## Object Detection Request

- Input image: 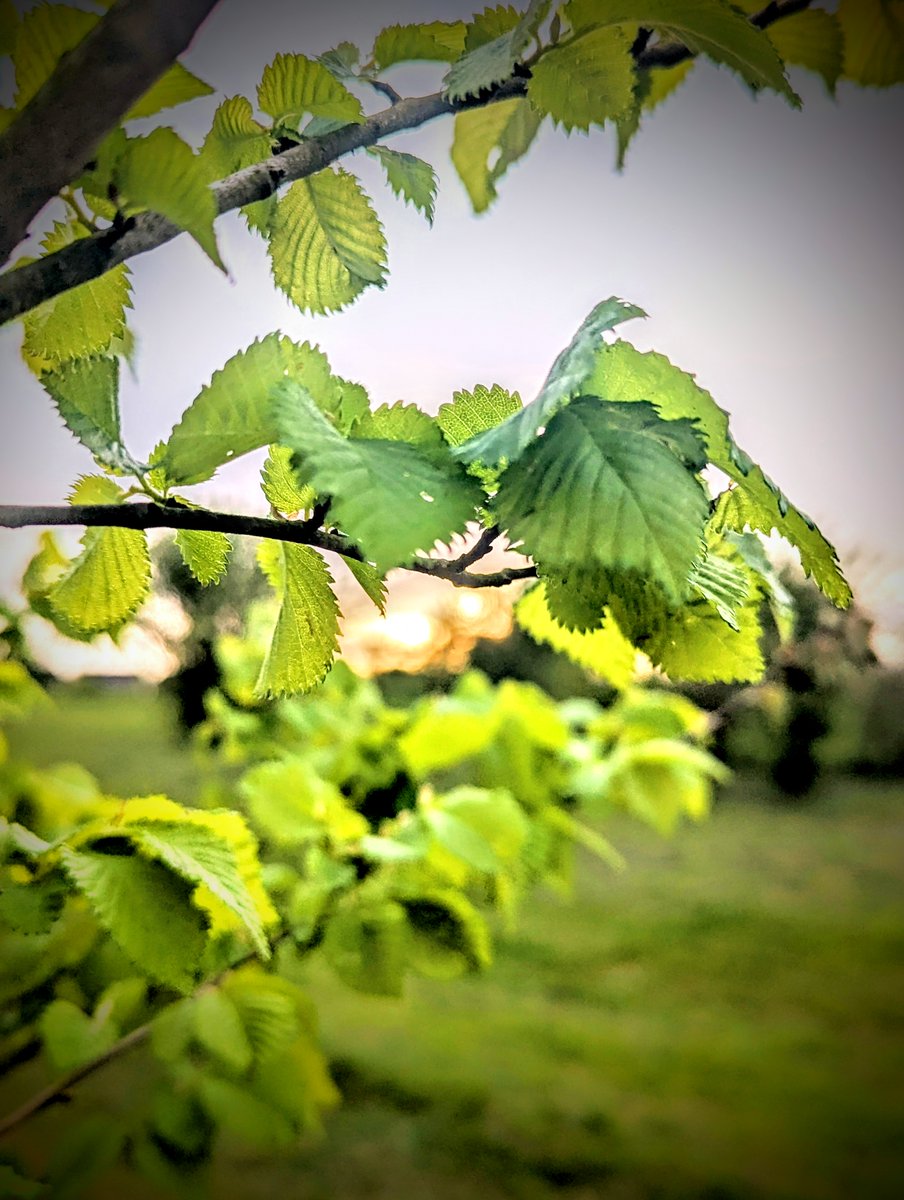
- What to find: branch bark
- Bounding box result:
[0,0,811,326]
[0,0,222,269]
[0,503,537,589]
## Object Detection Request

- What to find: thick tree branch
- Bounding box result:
[0,0,222,268]
[0,0,811,326]
[0,504,536,589]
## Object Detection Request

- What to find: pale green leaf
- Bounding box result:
[343,557,387,614]
[257,52,364,130]
[129,818,268,957]
[451,97,542,213]
[401,890,491,978]
[200,95,275,232]
[437,383,522,447]
[566,0,797,102]
[372,21,468,70]
[40,998,119,1072]
[839,0,904,86]
[528,26,635,130]
[13,2,96,107]
[464,5,520,51]
[317,42,361,81]
[62,848,207,993]
[443,0,549,101]
[273,380,481,572]
[515,584,637,688]
[687,551,750,631]
[440,786,528,863]
[261,444,316,513]
[645,595,765,683]
[494,398,708,604]
[191,988,253,1074]
[713,477,851,607]
[196,1076,294,1148]
[255,544,340,697]
[240,756,367,846]
[221,970,302,1062]
[40,355,127,467]
[162,335,335,486]
[351,400,446,459]
[115,128,224,270]
[423,806,500,873]
[47,479,150,635]
[22,222,132,367]
[268,168,388,315]
[175,529,232,586]
[766,8,843,93]
[400,698,501,776]
[454,297,646,467]
[126,61,215,120]
[367,145,437,223]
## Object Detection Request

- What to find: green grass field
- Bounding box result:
[5,685,904,1200]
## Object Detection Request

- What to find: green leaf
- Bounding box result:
[343,557,387,614]
[451,97,542,213]
[400,698,501,776]
[323,900,408,996]
[351,400,446,459]
[192,987,254,1074]
[440,786,529,864]
[268,168,388,315]
[645,595,765,683]
[261,444,316,513]
[115,128,224,271]
[12,2,97,107]
[22,222,132,368]
[687,550,750,631]
[464,5,521,51]
[372,21,468,70]
[400,890,491,979]
[255,543,340,697]
[317,41,361,81]
[257,52,364,130]
[39,998,119,1072]
[443,0,549,101]
[129,818,269,958]
[454,297,645,467]
[200,95,275,232]
[437,383,522,447]
[175,529,232,586]
[62,848,207,993]
[163,334,335,486]
[528,26,635,130]
[0,874,66,935]
[566,0,798,102]
[0,1165,42,1200]
[494,398,708,605]
[766,8,843,94]
[0,0,19,56]
[240,757,367,846]
[39,355,129,469]
[423,806,500,873]
[44,1115,127,1200]
[713,477,851,608]
[515,584,637,689]
[196,1075,295,1148]
[367,145,437,224]
[273,380,481,572]
[125,61,215,120]
[221,969,302,1062]
[586,339,851,607]
[46,479,150,636]
[840,0,904,87]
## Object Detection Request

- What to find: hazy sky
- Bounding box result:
[1,0,903,665]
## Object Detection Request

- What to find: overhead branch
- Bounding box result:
[0,0,222,268]
[0,0,811,326]
[0,503,536,589]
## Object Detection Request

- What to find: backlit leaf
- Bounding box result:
[22,222,132,367]
[255,543,340,697]
[839,0,904,87]
[40,355,128,468]
[257,52,364,130]
[268,168,388,315]
[126,61,214,120]
[115,128,224,270]
[261,444,316,513]
[451,97,541,213]
[367,145,437,224]
[437,383,522,447]
[372,21,467,70]
[273,380,481,571]
[443,0,549,100]
[766,8,843,93]
[528,26,635,130]
[516,584,637,689]
[13,2,96,107]
[343,557,387,614]
[645,595,765,683]
[175,529,232,586]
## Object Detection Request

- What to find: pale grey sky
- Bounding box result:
[1,0,903,665]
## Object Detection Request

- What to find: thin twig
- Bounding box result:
[0,503,530,588]
[0,0,812,325]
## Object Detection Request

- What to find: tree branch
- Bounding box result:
[0,0,812,326]
[0,0,222,268]
[0,503,535,589]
